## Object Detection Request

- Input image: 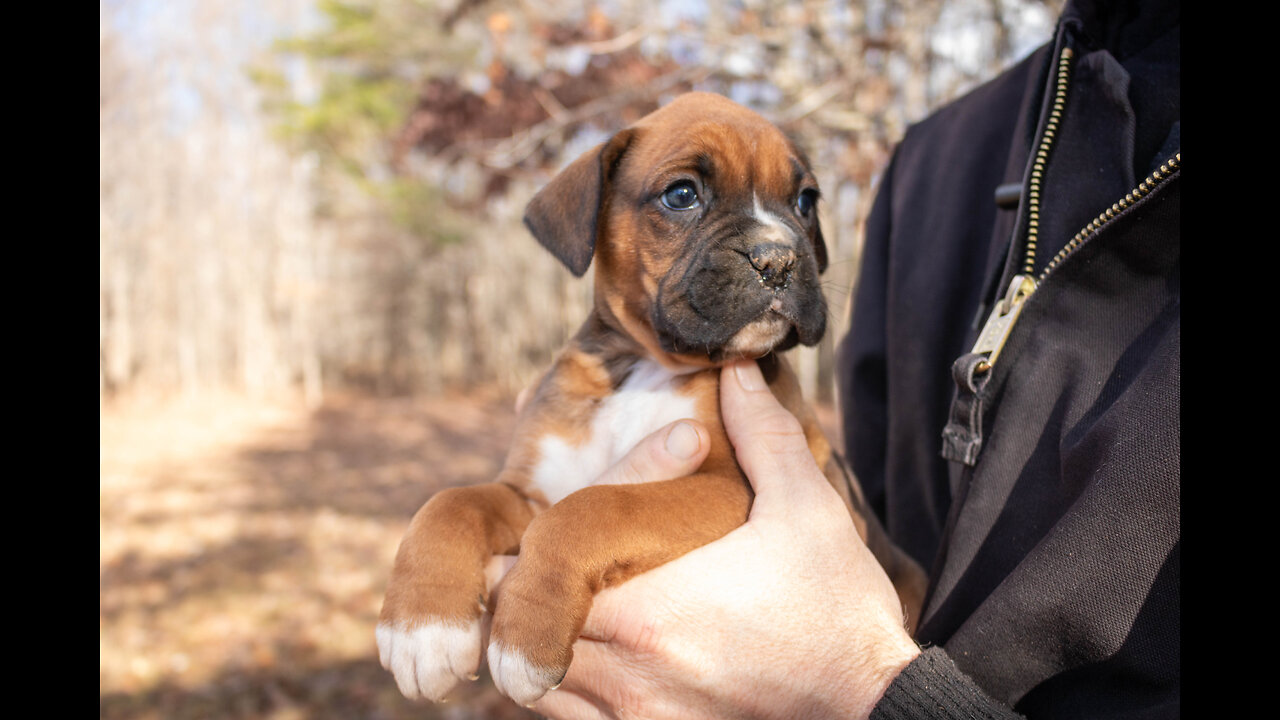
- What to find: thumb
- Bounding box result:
[593,419,711,487]
[488,421,709,604]
[720,360,834,514]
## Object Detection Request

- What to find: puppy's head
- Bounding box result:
[524,92,828,368]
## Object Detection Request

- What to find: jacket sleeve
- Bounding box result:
[871,648,1025,720]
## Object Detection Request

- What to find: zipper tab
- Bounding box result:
[970,274,1037,373]
[942,273,1035,465]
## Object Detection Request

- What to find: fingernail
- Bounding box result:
[733,360,765,392]
[665,421,701,460]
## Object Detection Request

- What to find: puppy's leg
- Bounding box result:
[377,479,536,701]
[487,473,751,705]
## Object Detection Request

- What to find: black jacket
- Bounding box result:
[839,1,1179,717]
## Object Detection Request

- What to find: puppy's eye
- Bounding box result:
[661,182,700,210]
[796,189,818,217]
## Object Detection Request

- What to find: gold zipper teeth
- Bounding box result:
[1040,153,1181,280]
[972,43,1178,377]
[1023,47,1075,275]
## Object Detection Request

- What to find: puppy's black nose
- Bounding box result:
[748,243,797,289]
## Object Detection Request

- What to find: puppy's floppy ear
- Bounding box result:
[811,214,828,273]
[523,129,635,277]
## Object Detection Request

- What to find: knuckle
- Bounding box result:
[617,458,649,486]
[602,430,676,486]
[761,409,805,437]
[742,409,807,450]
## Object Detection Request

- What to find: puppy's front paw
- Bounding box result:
[486,559,584,705]
[376,618,483,702]
[488,641,568,706]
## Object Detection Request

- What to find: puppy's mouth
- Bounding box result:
[652,280,826,364]
[720,299,797,358]
[646,230,828,365]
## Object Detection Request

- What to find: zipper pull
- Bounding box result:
[941,273,1036,466]
[970,274,1037,373]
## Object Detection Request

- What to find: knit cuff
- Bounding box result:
[869,647,1024,720]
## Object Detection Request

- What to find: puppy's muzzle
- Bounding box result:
[747,243,797,290]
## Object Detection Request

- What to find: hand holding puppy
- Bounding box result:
[500,360,920,720]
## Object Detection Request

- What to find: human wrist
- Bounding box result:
[843,628,921,720]
[776,612,918,720]
[686,578,920,720]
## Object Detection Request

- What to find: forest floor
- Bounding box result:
[100,389,536,720]
[100,387,840,719]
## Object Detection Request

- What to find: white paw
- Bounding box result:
[376,619,482,701]
[487,642,565,707]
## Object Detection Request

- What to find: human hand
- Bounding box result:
[496,359,919,719]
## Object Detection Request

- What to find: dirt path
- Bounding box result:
[101,388,843,719]
[100,390,536,720]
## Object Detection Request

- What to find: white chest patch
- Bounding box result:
[530,359,701,505]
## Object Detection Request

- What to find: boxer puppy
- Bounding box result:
[376,92,927,707]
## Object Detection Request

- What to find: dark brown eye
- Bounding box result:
[661,182,700,210]
[796,189,818,217]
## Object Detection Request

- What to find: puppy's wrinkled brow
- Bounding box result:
[695,152,716,181]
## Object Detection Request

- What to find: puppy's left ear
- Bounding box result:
[811,215,828,273]
[523,129,635,277]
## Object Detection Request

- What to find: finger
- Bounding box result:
[719,361,826,506]
[533,685,615,720]
[484,554,517,596]
[535,636,651,720]
[515,384,534,414]
[593,420,710,487]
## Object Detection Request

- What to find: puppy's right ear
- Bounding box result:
[523,129,635,277]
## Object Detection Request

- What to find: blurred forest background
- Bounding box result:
[100,0,1062,718]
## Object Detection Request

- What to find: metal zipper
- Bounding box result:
[970,46,1073,373]
[1022,47,1074,277]
[969,44,1179,374]
[1038,152,1181,281]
